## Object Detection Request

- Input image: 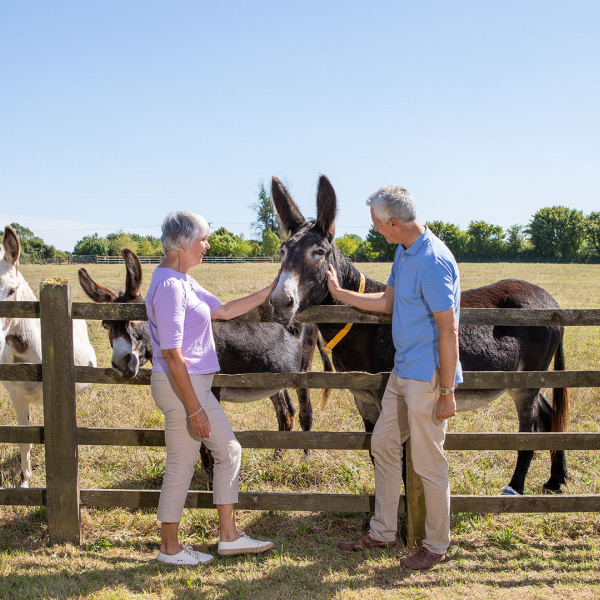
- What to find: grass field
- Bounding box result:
[1,262,599,599]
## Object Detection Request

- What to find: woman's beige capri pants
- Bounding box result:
[151,371,242,523]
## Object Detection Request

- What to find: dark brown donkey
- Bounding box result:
[78,249,324,473]
[268,175,569,495]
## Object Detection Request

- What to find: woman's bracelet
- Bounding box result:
[187,407,204,420]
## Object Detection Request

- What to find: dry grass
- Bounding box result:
[1,262,599,599]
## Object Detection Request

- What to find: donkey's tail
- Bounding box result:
[552,338,570,433]
[316,332,335,409]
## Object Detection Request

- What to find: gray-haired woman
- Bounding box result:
[146,210,276,565]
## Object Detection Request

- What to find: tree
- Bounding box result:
[106,231,139,256]
[427,221,468,259]
[365,225,396,261]
[251,182,281,239]
[261,230,281,258]
[73,233,110,256]
[505,224,530,257]
[466,221,506,259]
[584,212,600,256]
[207,227,246,257]
[130,233,162,256]
[335,233,364,260]
[7,222,59,261]
[527,206,585,260]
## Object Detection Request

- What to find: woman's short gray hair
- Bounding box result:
[160,211,211,254]
[366,185,417,224]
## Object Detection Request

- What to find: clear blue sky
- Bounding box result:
[1,1,598,251]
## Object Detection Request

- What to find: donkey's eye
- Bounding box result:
[313,248,326,258]
[7,288,17,297]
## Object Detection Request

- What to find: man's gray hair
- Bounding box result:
[161,211,211,254]
[366,185,417,224]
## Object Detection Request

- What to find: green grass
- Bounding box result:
[0,262,599,599]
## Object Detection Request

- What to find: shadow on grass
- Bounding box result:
[2,510,600,599]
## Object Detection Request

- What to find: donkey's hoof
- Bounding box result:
[501,485,520,496]
[542,484,564,495]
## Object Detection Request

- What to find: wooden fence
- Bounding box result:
[1,279,600,546]
[71,255,278,265]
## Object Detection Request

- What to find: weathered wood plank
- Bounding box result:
[451,495,600,513]
[73,302,147,320]
[76,429,374,449]
[0,300,39,318]
[5,427,596,452]
[40,279,81,545]
[461,370,600,388]
[80,489,384,512]
[0,488,45,506]
[461,308,600,327]
[3,487,598,514]
[74,429,600,451]
[71,302,600,326]
[0,363,42,382]
[72,367,600,389]
[445,432,600,451]
[75,366,152,385]
[78,490,600,513]
[0,426,44,444]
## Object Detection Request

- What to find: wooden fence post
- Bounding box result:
[40,278,81,545]
[405,439,426,549]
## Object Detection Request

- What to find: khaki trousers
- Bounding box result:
[369,369,450,554]
[151,371,241,523]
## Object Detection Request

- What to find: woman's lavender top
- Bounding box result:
[145,267,222,374]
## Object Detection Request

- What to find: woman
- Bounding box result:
[146,210,276,566]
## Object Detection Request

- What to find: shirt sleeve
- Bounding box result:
[421,259,456,314]
[195,284,223,314]
[151,280,186,349]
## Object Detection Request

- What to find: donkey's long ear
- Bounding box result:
[3,226,21,265]
[271,177,305,235]
[316,175,337,240]
[122,248,143,298]
[78,268,118,303]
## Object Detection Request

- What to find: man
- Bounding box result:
[327,185,462,570]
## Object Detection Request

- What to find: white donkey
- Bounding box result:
[0,225,97,487]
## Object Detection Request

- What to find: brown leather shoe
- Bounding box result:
[400,546,447,570]
[338,532,397,552]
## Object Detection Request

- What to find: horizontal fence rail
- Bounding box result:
[3,301,600,327]
[70,255,279,265]
[3,427,600,451]
[1,289,600,546]
[2,365,600,390]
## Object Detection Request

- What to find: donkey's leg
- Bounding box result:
[294,388,313,433]
[294,388,313,457]
[269,390,295,432]
[506,388,540,495]
[270,390,295,458]
[199,445,214,488]
[10,394,32,488]
[536,391,568,493]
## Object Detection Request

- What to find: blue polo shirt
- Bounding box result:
[387,227,463,386]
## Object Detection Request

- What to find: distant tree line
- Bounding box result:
[4,200,599,264]
[338,206,600,263]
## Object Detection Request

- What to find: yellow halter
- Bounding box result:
[321,272,366,356]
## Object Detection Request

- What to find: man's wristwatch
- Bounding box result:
[439,387,454,395]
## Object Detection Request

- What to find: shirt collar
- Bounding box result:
[402,226,431,256]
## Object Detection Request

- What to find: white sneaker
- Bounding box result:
[218,534,274,556]
[157,544,213,565]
